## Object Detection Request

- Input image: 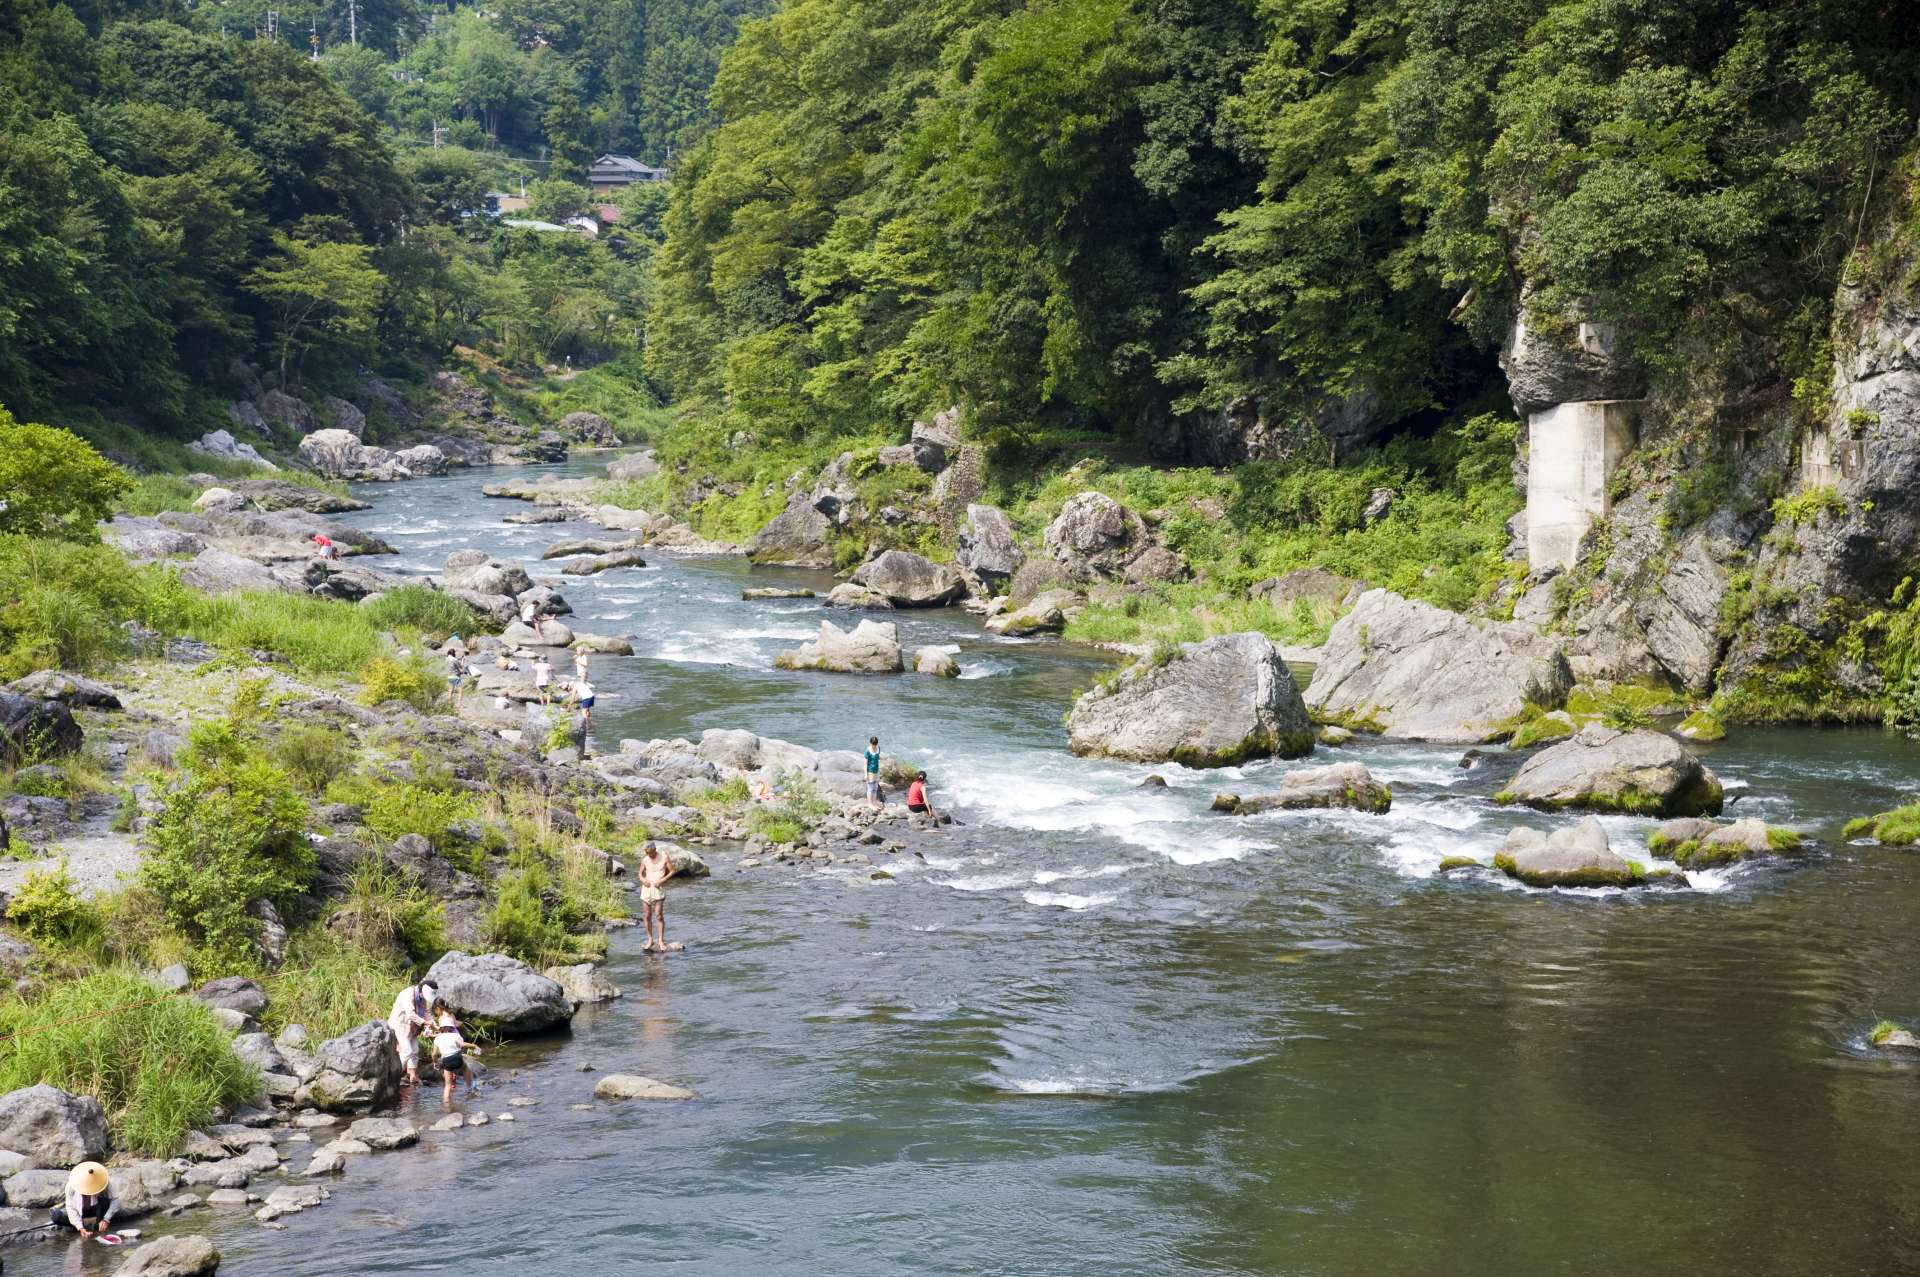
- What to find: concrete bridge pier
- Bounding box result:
[1526,400,1640,573]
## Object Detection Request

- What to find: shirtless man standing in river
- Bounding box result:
[639,841,677,954]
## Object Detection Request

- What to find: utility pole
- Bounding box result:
[347,0,358,46]
[309,20,320,58]
[265,9,278,40]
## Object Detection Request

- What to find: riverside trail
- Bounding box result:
[19,454,1920,1276]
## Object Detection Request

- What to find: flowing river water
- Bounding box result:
[22,456,1920,1275]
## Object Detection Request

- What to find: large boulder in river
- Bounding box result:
[956,504,1024,589]
[442,551,534,598]
[1497,726,1724,817]
[1067,632,1313,767]
[747,492,833,568]
[0,691,83,766]
[297,429,403,481]
[392,444,448,477]
[425,951,574,1036]
[849,550,965,607]
[773,620,904,673]
[984,588,1078,636]
[1212,761,1391,815]
[115,1233,221,1275]
[1304,589,1574,742]
[1494,817,1644,888]
[306,1021,403,1113]
[0,1084,109,1166]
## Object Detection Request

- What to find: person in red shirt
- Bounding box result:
[906,771,938,820]
[311,532,339,560]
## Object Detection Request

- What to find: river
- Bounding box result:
[21,456,1920,1275]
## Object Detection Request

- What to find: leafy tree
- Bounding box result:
[245,234,386,388]
[0,411,133,541]
[526,178,593,223]
[543,83,593,183]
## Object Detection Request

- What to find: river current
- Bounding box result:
[22,456,1920,1275]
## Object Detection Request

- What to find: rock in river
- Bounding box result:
[1304,589,1574,742]
[594,1074,696,1101]
[1067,632,1313,767]
[1494,818,1648,889]
[306,1021,403,1113]
[913,647,960,678]
[1497,726,1724,817]
[773,620,904,674]
[545,962,623,1005]
[425,951,575,1036]
[0,1084,108,1166]
[562,548,648,576]
[114,1234,221,1276]
[849,550,965,607]
[1212,762,1391,815]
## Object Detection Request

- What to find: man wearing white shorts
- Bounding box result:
[638,841,676,954]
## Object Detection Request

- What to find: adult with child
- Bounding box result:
[387,979,439,1086]
[638,841,677,954]
[50,1162,117,1241]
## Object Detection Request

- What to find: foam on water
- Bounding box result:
[1031,865,1131,886]
[1022,890,1118,910]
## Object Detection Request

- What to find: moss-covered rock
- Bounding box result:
[1212,762,1391,815]
[1494,818,1647,889]
[1676,708,1727,741]
[1496,726,1723,818]
[1843,804,1920,846]
[1068,632,1314,767]
[1870,1020,1920,1052]
[1436,856,1481,873]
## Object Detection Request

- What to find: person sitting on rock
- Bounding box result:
[906,771,938,821]
[387,980,439,1086]
[431,1009,481,1103]
[51,1162,116,1239]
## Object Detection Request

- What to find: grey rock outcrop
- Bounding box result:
[956,504,1023,589]
[194,976,268,1018]
[425,952,575,1036]
[1211,761,1391,815]
[984,588,1077,636]
[210,479,369,514]
[824,583,893,610]
[559,411,617,446]
[306,1022,403,1113]
[114,1234,221,1276]
[1498,726,1724,817]
[594,1074,695,1101]
[1495,817,1645,888]
[849,551,965,607]
[1067,632,1313,767]
[545,963,622,1005]
[0,1084,109,1166]
[178,547,297,596]
[1044,492,1174,583]
[6,671,120,709]
[0,692,83,765]
[773,620,904,674]
[321,396,366,438]
[392,444,449,477]
[1499,292,1647,418]
[747,493,833,568]
[1249,568,1366,609]
[256,389,315,435]
[189,429,275,470]
[297,429,405,481]
[913,646,960,678]
[607,449,659,482]
[442,552,534,598]
[561,548,647,576]
[1305,589,1574,743]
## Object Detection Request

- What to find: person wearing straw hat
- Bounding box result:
[51,1162,116,1238]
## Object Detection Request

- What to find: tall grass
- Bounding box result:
[262,929,412,1041]
[362,585,480,639]
[0,969,259,1157]
[171,590,388,673]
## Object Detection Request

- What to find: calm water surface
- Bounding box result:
[20,458,1920,1275]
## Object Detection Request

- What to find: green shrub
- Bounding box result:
[141,754,314,961]
[359,654,443,710]
[1848,805,1920,846]
[0,534,164,677]
[329,854,450,966]
[5,862,101,947]
[362,586,484,639]
[270,723,353,795]
[1870,1020,1903,1046]
[171,590,386,674]
[363,783,477,850]
[483,865,571,966]
[0,968,259,1157]
[0,413,134,541]
[262,927,412,1041]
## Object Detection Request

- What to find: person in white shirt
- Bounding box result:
[431,1010,481,1102]
[532,656,554,704]
[572,678,595,729]
[386,981,438,1085]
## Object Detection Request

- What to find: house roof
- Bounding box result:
[589,153,669,182]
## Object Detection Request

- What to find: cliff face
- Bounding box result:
[1526,206,1920,721]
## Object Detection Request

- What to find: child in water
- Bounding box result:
[433,1009,481,1102]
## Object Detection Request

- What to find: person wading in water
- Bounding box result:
[638,841,678,954]
[387,980,439,1086]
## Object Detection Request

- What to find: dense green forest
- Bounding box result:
[0,0,763,437]
[648,0,1915,452]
